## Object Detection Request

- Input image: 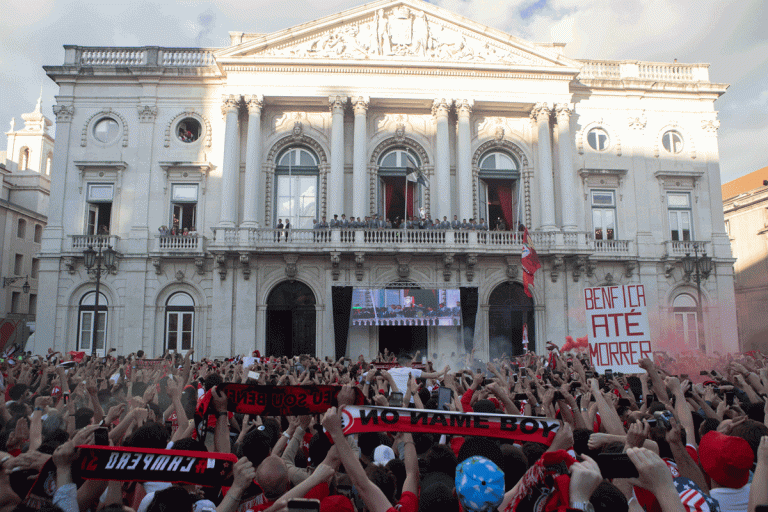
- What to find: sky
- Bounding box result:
[1,0,766,184]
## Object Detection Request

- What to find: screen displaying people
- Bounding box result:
[350,288,461,326]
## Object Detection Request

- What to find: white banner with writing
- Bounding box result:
[584,285,652,374]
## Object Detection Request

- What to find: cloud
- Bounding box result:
[1,0,765,180]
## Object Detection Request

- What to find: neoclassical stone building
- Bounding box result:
[36,0,737,360]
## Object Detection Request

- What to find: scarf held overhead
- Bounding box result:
[75,445,238,487]
[217,384,365,416]
[339,406,560,445]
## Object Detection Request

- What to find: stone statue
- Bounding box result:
[412,11,429,57]
[9,118,15,132]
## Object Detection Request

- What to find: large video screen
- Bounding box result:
[350,288,461,327]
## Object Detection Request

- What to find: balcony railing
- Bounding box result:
[594,239,631,254]
[70,235,120,251]
[154,235,205,253]
[64,46,217,68]
[665,240,710,257]
[578,60,710,82]
[210,228,595,254]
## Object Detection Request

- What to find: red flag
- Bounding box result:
[521,242,541,298]
[67,351,86,363]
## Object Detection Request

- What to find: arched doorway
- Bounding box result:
[266,281,316,357]
[488,282,534,358]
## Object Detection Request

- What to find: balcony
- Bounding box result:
[208,228,595,255]
[151,235,206,255]
[69,235,121,253]
[593,239,633,257]
[664,240,710,258]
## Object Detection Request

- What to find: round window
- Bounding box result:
[587,127,609,151]
[177,118,202,143]
[662,130,683,153]
[93,117,120,144]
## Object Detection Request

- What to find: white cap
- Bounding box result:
[373,445,396,466]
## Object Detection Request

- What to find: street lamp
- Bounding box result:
[83,244,117,356]
[682,244,712,352]
[2,275,30,293]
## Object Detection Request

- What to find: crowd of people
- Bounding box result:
[302,214,511,231]
[1,344,767,512]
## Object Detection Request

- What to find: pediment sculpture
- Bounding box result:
[262,6,548,66]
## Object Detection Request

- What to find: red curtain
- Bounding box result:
[496,183,515,230]
[385,179,395,220]
[406,181,414,218]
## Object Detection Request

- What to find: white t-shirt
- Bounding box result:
[710,484,750,512]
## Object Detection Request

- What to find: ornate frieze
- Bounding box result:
[137,105,158,123]
[53,105,75,123]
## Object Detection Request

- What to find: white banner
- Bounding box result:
[584,285,652,373]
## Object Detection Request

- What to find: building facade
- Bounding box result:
[0,96,53,348]
[722,167,768,352]
[37,0,737,360]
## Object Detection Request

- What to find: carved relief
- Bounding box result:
[152,258,162,275]
[628,111,647,130]
[550,256,564,283]
[701,119,720,133]
[240,253,251,280]
[330,252,341,281]
[395,255,411,279]
[505,256,518,280]
[63,257,76,274]
[442,253,454,282]
[466,253,478,282]
[221,95,240,117]
[175,270,185,281]
[195,257,205,275]
[263,8,549,66]
[354,252,365,281]
[215,254,227,280]
[625,260,636,278]
[530,103,551,123]
[572,257,586,282]
[244,95,263,115]
[284,254,299,280]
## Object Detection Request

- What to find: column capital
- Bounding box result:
[456,99,473,118]
[352,96,369,116]
[137,105,158,123]
[221,94,240,117]
[329,95,348,113]
[432,98,452,118]
[554,103,572,123]
[52,104,75,123]
[244,94,264,115]
[530,102,551,123]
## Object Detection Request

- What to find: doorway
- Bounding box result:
[487,282,535,358]
[266,281,316,357]
[379,326,427,356]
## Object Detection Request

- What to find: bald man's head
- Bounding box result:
[256,455,289,500]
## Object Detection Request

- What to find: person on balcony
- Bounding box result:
[330,214,339,228]
[158,226,169,236]
[98,225,110,235]
[496,217,507,231]
[451,215,461,230]
[461,218,470,229]
[440,216,450,229]
[478,218,489,231]
[283,220,290,241]
[340,214,349,228]
[189,226,198,237]
[276,219,284,242]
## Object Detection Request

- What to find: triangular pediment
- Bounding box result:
[216,0,580,71]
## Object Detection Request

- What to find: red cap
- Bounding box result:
[699,431,753,488]
[320,495,354,512]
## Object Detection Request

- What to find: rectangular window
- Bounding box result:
[276,175,317,229]
[17,219,26,239]
[31,258,40,279]
[79,311,106,352]
[674,311,698,348]
[11,292,20,314]
[14,254,23,275]
[171,184,198,233]
[668,192,692,241]
[29,294,37,316]
[166,311,194,351]
[591,190,616,240]
[85,183,113,235]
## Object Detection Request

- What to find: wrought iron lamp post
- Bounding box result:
[83,244,116,356]
[682,244,712,352]
[2,275,30,293]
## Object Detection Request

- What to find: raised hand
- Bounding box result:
[626,419,650,449]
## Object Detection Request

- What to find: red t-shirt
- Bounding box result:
[387,491,418,512]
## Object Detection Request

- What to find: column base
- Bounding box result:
[539,225,560,232]
[240,221,259,228]
[562,225,578,232]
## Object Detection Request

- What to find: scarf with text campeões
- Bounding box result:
[338,406,560,445]
[75,445,237,486]
[195,384,365,442]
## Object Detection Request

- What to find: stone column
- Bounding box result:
[457,99,473,223]
[433,98,452,220]
[352,96,369,219]
[555,104,577,231]
[328,96,347,218]
[532,103,557,231]
[242,95,263,227]
[42,105,75,250]
[219,95,240,227]
[130,105,158,241]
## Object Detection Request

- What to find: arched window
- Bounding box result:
[34,224,43,243]
[673,293,699,349]
[377,148,422,223]
[478,151,519,231]
[17,219,26,239]
[78,292,108,354]
[45,152,53,175]
[165,292,194,352]
[19,148,30,171]
[275,147,319,229]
